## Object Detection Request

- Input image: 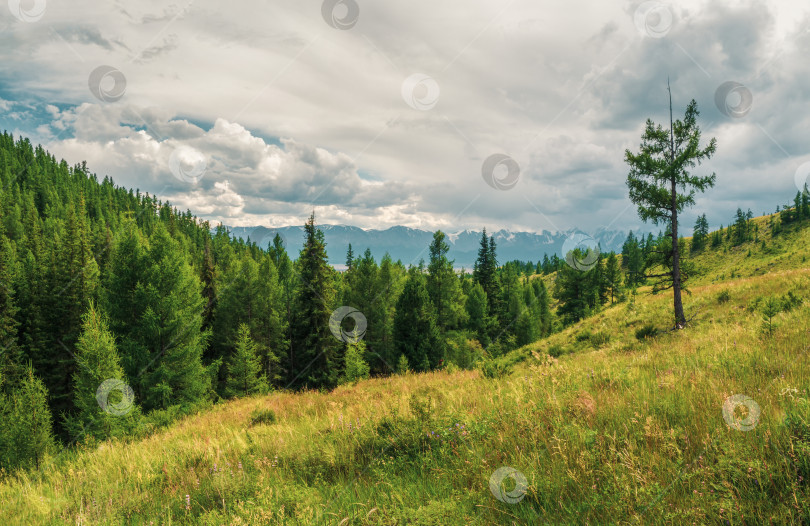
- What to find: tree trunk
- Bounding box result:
[668,80,686,329]
[671,177,685,328]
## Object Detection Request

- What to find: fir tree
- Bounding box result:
[200,237,216,333]
[341,340,370,384]
[0,231,22,382]
[225,324,268,397]
[345,243,354,269]
[290,213,337,388]
[427,231,466,332]
[393,268,443,372]
[65,304,140,441]
[465,282,492,347]
[603,253,622,304]
[3,366,55,470]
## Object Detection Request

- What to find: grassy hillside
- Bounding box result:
[1,218,809,525]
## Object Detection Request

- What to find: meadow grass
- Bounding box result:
[1,219,809,525]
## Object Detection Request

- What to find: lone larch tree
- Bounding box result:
[625,83,717,329]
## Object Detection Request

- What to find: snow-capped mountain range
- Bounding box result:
[223,225,639,269]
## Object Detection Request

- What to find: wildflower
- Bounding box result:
[185,494,190,511]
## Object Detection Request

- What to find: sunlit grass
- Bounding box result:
[1,227,809,525]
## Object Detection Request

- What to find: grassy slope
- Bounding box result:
[1,217,809,525]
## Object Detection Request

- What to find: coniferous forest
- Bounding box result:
[2,131,809,477]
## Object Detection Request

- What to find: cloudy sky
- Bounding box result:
[1,0,808,234]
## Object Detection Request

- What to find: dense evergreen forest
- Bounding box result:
[0,132,808,473]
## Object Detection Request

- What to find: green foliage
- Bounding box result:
[225,324,268,398]
[65,304,141,441]
[248,408,277,427]
[427,231,467,332]
[444,334,483,370]
[625,97,717,326]
[588,330,611,347]
[760,296,782,336]
[472,229,501,320]
[547,343,567,357]
[479,358,511,379]
[691,214,709,252]
[396,353,410,374]
[393,268,444,372]
[716,289,731,304]
[465,282,492,347]
[0,366,55,471]
[340,340,370,384]
[290,213,338,389]
[635,324,658,340]
[553,250,599,324]
[130,224,212,411]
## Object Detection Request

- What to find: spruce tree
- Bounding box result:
[200,237,216,333]
[290,213,337,388]
[225,323,268,397]
[138,224,211,410]
[376,253,404,371]
[427,231,466,332]
[345,243,354,269]
[268,233,294,381]
[0,231,22,382]
[603,253,622,304]
[473,229,501,318]
[65,304,140,441]
[691,215,706,252]
[553,249,598,324]
[4,366,55,470]
[465,282,492,347]
[341,339,370,384]
[106,223,210,412]
[393,268,443,372]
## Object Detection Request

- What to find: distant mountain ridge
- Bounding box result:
[223,224,641,268]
